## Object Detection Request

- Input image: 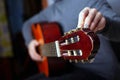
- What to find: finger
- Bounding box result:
[84,8,97,28]
[28,40,43,61]
[94,17,106,32]
[77,7,90,28]
[90,12,102,31]
[29,46,43,61]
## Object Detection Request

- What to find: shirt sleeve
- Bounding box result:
[95,0,120,42]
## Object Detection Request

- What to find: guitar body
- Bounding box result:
[32,22,68,77]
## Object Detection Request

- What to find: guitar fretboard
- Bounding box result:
[39,41,61,57]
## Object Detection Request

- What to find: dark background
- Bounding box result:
[1,0,43,80]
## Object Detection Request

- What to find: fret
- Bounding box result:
[40,42,58,57]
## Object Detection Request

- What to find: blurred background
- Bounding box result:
[0,0,47,80]
[0,0,120,80]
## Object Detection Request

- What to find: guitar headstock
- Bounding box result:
[58,28,100,63]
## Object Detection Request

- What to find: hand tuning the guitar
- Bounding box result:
[77,7,106,32]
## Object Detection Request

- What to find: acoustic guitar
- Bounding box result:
[31,22,100,77]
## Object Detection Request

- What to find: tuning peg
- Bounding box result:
[89,58,95,63]
[80,60,85,63]
[80,60,88,63]
[70,29,76,32]
[65,29,76,35]
[67,31,73,34]
[64,31,69,35]
[80,58,95,63]
[68,59,78,63]
[76,27,81,31]
[75,59,78,63]
[69,59,72,63]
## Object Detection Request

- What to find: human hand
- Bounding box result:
[77,7,106,32]
[28,39,43,61]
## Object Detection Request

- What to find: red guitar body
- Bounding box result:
[32,22,68,77]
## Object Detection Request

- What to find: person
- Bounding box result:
[22,0,120,80]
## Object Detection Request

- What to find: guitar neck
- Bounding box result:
[39,41,61,57]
